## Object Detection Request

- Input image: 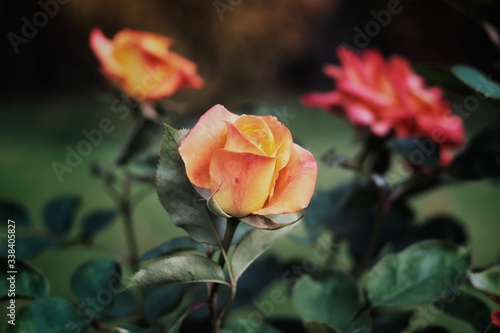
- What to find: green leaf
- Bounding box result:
[452,65,500,99]
[166,316,184,333]
[229,256,279,310]
[305,183,350,238]
[221,318,281,333]
[231,222,298,281]
[207,190,232,218]
[412,63,471,93]
[293,271,360,332]
[0,199,31,226]
[387,137,440,169]
[70,259,122,318]
[345,313,371,333]
[81,209,116,237]
[143,284,184,323]
[364,240,470,307]
[0,260,50,299]
[108,289,138,319]
[304,321,339,333]
[127,254,229,289]
[470,266,500,297]
[43,195,81,237]
[5,297,88,333]
[436,292,491,332]
[308,180,413,263]
[239,214,303,230]
[156,125,224,245]
[140,237,206,261]
[0,236,52,260]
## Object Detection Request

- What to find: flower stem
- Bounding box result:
[101,167,140,271]
[121,172,140,272]
[482,321,493,333]
[218,218,240,269]
[209,217,240,332]
[355,185,389,278]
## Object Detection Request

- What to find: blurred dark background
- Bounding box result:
[2,0,500,106]
[1,1,500,332]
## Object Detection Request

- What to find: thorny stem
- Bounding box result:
[209,217,240,332]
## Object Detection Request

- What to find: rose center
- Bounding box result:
[237,124,274,155]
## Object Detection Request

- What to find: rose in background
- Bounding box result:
[179,104,317,217]
[492,310,500,327]
[90,28,204,102]
[302,47,465,165]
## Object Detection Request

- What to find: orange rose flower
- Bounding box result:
[179,105,318,217]
[90,28,204,102]
[302,47,464,164]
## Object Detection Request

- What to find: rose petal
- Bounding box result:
[492,310,500,327]
[137,31,173,59]
[301,91,342,111]
[234,115,275,155]
[345,102,375,126]
[440,149,454,167]
[91,28,203,101]
[89,28,123,80]
[254,143,317,216]
[114,31,192,100]
[224,122,266,155]
[416,114,465,148]
[323,64,342,79]
[209,150,277,217]
[162,51,205,91]
[263,116,293,199]
[340,80,394,107]
[179,105,239,189]
[371,121,392,136]
[140,66,183,101]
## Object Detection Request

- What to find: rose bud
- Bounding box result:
[179,105,317,218]
[90,28,204,102]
